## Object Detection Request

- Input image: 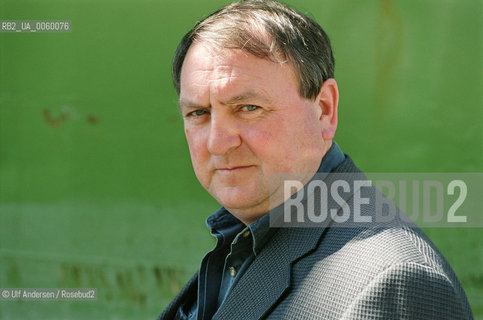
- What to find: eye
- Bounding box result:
[187,109,208,117]
[241,105,260,112]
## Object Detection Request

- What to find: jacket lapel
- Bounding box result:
[212,223,331,320]
[158,272,198,320]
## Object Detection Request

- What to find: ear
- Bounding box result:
[316,78,339,141]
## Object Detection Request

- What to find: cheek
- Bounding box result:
[244,122,295,169]
[185,128,208,166]
[243,123,274,151]
[246,111,322,170]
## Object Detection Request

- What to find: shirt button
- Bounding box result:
[242,230,251,238]
[229,266,237,277]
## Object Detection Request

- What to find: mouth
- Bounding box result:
[216,165,255,173]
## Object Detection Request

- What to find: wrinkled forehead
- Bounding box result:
[179,42,300,105]
[183,42,244,72]
[180,41,296,90]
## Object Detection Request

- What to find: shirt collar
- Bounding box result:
[316,141,346,180]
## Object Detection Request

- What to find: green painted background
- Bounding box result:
[1,0,481,319]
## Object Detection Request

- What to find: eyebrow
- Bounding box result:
[179,89,272,110]
[178,100,204,111]
[223,90,272,105]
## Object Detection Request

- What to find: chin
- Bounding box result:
[216,190,267,213]
[218,197,257,211]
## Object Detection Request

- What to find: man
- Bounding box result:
[160,1,473,319]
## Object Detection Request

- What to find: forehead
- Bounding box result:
[179,42,299,105]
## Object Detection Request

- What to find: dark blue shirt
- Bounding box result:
[177,142,345,320]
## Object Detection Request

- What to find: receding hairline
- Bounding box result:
[177,31,303,102]
[172,0,335,100]
[178,43,298,109]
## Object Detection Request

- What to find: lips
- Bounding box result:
[215,165,255,172]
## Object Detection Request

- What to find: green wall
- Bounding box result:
[1,0,481,319]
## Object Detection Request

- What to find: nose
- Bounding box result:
[207,112,241,155]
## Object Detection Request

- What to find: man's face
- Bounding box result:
[179,43,333,225]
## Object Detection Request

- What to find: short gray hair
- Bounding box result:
[172,0,335,100]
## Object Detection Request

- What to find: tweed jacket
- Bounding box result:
[160,156,473,319]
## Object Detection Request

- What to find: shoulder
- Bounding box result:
[339,261,472,319]
[282,223,473,319]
